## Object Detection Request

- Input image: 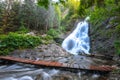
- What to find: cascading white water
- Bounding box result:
[62,17,90,55]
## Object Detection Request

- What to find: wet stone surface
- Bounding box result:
[9,43,112,67]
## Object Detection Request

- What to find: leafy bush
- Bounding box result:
[47,28,60,38]
[0,33,41,55]
[41,35,53,44]
[47,26,66,38]
[58,26,66,33]
[16,24,29,34]
[0,34,7,40]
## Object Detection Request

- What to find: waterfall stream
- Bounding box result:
[62,17,90,55]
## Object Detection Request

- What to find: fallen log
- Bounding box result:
[0,56,116,72]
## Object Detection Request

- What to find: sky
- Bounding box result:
[52,0,59,2]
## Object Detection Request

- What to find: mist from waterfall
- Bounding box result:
[62,17,90,55]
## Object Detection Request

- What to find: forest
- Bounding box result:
[0,0,120,79]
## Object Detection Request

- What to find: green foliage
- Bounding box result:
[78,6,86,17]
[114,40,120,55]
[0,34,6,40]
[41,35,53,41]
[17,24,29,34]
[86,2,119,36]
[54,4,61,27]
[0,28,4,34]
[47,28,60,38]
[110,3,120,26]
[90,7,109,26]
[115,25,120,37]
[47,26,66,38]
[0,33,41,55]
[37,0,50,9]
[63,0,80,17]
[37,0,67,8]
[58,26,66,33]
[67,0,80,13]
[0,1,21,33]
[0,0,62,34]
[41,35,53,44]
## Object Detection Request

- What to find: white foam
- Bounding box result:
[62,19,90,55]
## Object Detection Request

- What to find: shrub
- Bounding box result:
[0,32,42,55]
[16,25,29,34]
[0,34,7,40]
[47,26,66,38]
[41,35,53,44]
[58,26,66,33]
[47,28,60,38]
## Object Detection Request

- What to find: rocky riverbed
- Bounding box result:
[8,43,115,67]
[0,43,119,80]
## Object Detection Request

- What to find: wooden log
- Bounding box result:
[0,56,116,72]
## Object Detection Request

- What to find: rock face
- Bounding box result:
[90,34,115,56]
[89,18,117,57]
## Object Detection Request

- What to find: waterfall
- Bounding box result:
[62,17,90,55]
